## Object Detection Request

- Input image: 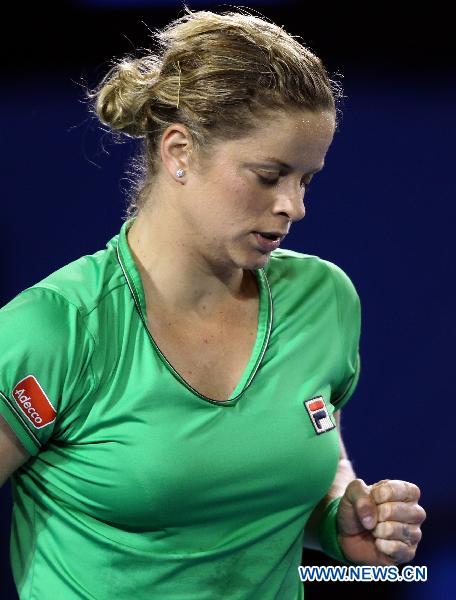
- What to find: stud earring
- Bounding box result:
[176,169,185,178]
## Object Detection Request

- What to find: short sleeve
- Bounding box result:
[0,287,95,455]
[324,261,362,411]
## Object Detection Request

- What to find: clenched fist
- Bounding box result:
[337,478,426,566]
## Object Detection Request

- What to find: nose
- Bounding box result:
[273,184,306,223]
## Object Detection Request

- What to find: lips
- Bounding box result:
[254,231,286,240]
[258,232,279,240]
[253,232,283,251]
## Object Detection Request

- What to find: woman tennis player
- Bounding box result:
[0,7,425,599]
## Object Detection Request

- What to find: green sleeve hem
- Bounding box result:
[0,391,41,456]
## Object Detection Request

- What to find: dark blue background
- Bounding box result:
[1,1,454,598]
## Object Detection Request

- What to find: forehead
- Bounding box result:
[251,108,335,143]
[221,109,336,165]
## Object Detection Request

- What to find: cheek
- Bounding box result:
[226,176,262,212]
[199,171,263,227]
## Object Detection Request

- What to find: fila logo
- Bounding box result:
[12,375,57,429]
[304,396,335,435]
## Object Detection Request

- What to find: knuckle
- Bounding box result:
[411,527,423,545]
[415,506,427,523]
[409,482,421,500]
[358,478,372,494]
[405,546,416,562]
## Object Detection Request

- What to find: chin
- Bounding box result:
[242,252,271,270]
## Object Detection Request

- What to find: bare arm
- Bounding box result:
[0,416,31,488]
[303,410,357,550]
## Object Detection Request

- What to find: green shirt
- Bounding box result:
[0,218,361,600]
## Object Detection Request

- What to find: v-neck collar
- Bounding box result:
[115,217,273,406]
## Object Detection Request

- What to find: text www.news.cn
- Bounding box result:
[298,565,427,582]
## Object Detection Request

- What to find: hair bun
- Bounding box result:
[93,56,161,137]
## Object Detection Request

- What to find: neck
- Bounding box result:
[126,209,257,318]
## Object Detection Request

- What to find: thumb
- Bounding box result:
[342,478,378,530]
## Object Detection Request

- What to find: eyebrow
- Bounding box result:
[256,157,324,174]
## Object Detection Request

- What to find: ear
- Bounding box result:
[159,123,193,184]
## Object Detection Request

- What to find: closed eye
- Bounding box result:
[257,174,279,186]
[256,174,312,188]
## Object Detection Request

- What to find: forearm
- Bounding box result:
[303,457,357,550]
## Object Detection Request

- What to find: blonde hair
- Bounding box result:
[87,6,344,220]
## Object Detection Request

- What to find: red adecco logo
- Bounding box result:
[12,375,57,429]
